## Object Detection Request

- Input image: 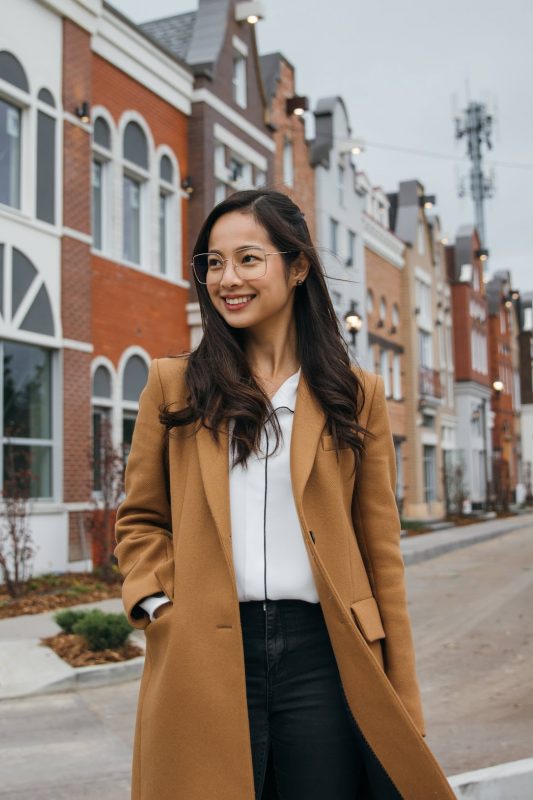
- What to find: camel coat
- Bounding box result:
[114,356,455,800]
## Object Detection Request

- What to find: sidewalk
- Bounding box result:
[1,511,532,701]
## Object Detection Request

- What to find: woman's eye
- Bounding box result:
[208,258,223,269]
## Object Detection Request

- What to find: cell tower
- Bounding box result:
[455,101,495,249]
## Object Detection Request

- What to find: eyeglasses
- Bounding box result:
[192,246,292,285]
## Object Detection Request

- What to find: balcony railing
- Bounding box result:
[419,366,442,400]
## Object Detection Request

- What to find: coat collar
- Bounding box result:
[195,369,326,567]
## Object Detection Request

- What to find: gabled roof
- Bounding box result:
[140,12,197,62]
[259,52,282,101]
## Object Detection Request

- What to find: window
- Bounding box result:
[158,154,174,276]
[418,330,433,368]
[379,297,387,323]
[232,52,247,108]
[338,163,345,207]
[92,116,112,252]
[346,230,355,267]
[92,365,113,493]
[330,218,338,256]
[415,277,432,328]
[122,120,149,265]
[2,341,53,499]
[366,288,374,314]
[380,349,391,397]
[417,220,425,255]
[392,353,402,399]
[0,51,29,211]
[123,175,141,264]
[392,303,400,328]
[122,355,148,464]
[283,139,293,187]
[215,182,226,204]
[0,97,22,210]
[36,90,56,224]
[423,445,437,503]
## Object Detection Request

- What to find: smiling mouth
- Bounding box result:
[223,294,256,307]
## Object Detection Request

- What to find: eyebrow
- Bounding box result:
[208,244,263,255]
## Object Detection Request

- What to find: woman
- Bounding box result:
[114,189,455,799]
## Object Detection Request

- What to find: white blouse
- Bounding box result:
[139,367,319,621]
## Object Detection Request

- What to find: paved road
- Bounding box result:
[0,524,531,797]
[406,524,533,776]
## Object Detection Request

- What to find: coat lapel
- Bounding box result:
[196,371,326,571]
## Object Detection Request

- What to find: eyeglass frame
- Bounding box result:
[191,246,294,285]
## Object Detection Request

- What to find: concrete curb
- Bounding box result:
[448,758,533,799]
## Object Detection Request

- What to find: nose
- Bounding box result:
[219,258,244,288]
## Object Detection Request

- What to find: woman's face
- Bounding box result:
[205,211,303,331]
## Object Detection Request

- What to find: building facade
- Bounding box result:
[141,0,275,348]
[445,225,491,510]
[259,51,316,241]
[1,0,192,571]
[388,180,447,520]
[359,174,407,511]
[310,96,366,363]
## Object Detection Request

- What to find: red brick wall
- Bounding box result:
[267,57,316,243]
[91,53,190,364]
[62,20,93,560]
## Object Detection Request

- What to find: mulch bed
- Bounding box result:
[0,572,122,619]
[40,632,143,667]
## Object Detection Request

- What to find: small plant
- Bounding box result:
[54,608,89,634]
[72,609,132,650]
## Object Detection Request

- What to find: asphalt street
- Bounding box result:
[0,523,531,798]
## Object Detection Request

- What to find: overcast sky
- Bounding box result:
[110,0,533,293]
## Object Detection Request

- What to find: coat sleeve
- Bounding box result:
[351,374,426,737]
[114,358,174,630]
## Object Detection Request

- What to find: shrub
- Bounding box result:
[72,610,132,650]
[54,608,89,634]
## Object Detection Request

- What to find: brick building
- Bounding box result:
[486,270,522,503]
[359,174,407,510]
[1,0,192,571]
[445,225,492,510]
[141,0,275,347]
[517,292,533,499]
[259,52,316,241]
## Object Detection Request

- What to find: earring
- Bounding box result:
[296,279,303,286]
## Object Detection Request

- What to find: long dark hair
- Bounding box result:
[160,189,372,475]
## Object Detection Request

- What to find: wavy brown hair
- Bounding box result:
[159,189,373,476]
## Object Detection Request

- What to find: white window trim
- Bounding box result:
[232,35,249,57]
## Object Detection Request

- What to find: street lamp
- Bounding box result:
[344,301,363,347]
[492,379,504,393]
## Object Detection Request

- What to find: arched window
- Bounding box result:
[366,288,374,314]
[122,121,149,265]
[0,244,56,500]
[92,115,112,252]
[122,355,148,462]
[0,51,28,210]
[392,303,400,329]
[91,363,113,492]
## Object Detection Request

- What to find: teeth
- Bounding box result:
[225,295,254,305]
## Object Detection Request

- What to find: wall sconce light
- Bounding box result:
[475,248,489,262]
[181,177,194,196]
[286,95,309,116]
[492,379,504,393]
[344,300,363,345]
[511,290,520,300]
[235,0,265,23]
[419,194,436,209]
[339,137,366,156]
[75,101,90,124]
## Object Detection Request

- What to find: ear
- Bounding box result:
[292,251,310,286]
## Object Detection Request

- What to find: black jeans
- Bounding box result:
[239,599,402,800]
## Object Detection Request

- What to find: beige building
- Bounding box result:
[388,180,454,520]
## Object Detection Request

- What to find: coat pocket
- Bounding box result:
[321,433,350,451]
[154,558,175,600]
[350,596,386,642]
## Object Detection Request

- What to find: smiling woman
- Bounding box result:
[115,189,456,800]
